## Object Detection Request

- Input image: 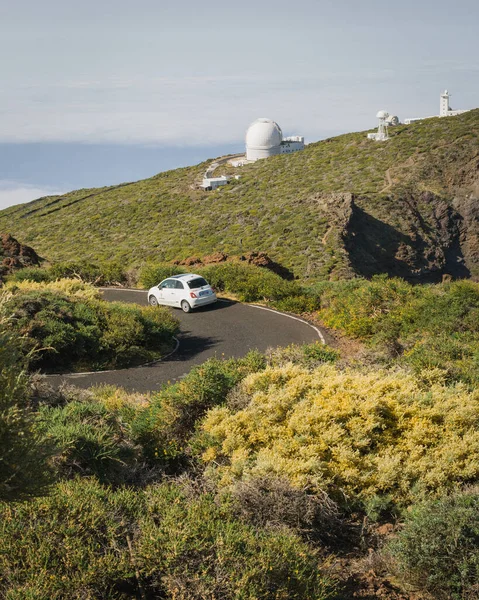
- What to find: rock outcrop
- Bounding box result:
[316,191,478,281]
[0,234,41,281]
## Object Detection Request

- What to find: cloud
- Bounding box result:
[0,73,398,146]
[0,181,66,210]
[0,67,477,147]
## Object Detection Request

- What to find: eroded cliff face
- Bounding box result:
[313,190,479,281]
[453,195,479,278]
[348,193,475,280]
[305,137,479,281]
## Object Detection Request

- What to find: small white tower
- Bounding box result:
[375,110,390,141]
[440,90,450,117]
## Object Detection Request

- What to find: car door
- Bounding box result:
[172,280,185,306]
[158,279,175,305]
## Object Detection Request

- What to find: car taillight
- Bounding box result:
[190,292,197,298]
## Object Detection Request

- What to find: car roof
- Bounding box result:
[168,273,204,281]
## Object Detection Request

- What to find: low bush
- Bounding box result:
[138,262,187,289]
[198,363,479,508]
[136,482,334,600]
[266,342,339,369]
[0,478,142,599]
[273,293,321,313]
[7,266,52,283]
[1,286,179,372]
[228,475,342,546]
[0,323,52,501]
[49,260,128,286]
[5,277,101,301]
[316,277,479,384]
[37,400,143,485]
[131,352,266,468]
[0,478,335,600]
[197,262,300,302]
[387,488,479,599]
[7,260,129,286]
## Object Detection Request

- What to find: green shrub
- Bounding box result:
[138,262,187,289]
[2,288,179,372]
[302,342,339,364]
[317,278,479,385]
[131,352,266,466]
[0,477,334,600]
[136,482,334,600]
[6,266,52,283]
[267,342,339,369]
[318,275,415,339]
[272,293,322,314]
[37,401,142,485]
[7,261,129,286]
[198,262,300,302]
[0,478,142,599]
[5,278,101,300]
[0,325,52,501]
[99,301,179,369]
[48,260,128,286]
[387,489,479,599]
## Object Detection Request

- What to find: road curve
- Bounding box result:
[47,289,324,393]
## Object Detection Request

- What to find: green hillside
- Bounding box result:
[1,110,478,279]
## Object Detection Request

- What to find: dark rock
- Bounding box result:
[0,233,41,281]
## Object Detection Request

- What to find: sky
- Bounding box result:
[0,0,478,209]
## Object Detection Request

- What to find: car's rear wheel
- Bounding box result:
[149,295,158,307]
[181,300,191,313]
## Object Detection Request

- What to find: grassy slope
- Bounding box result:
[1,110,477,277]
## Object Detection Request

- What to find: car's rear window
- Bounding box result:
[187,277,208,289]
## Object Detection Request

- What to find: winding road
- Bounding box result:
[47,289,325,393]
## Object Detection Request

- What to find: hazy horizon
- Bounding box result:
[1,0,478,209]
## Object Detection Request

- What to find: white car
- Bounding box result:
[148,273,217,313]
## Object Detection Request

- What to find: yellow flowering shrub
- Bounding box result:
[5,278,101,301]
[92,384,150,411]
[200,364,479,505]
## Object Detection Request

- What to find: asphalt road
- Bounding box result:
[47,289,324,393]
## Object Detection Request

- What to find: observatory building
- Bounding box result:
[439,90,469,118]
[404,90,471,124]
[244,118,304,162]
[367,110,399,141]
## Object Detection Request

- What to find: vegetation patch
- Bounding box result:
[387,488,479,599]
[314,276,479,385]
[0,479,143,600]
[1,280,179,372]
[2,111,477,279]
[2,335,479,598]
[130,351,267,468]
[198,363,479,508]
[0,478,334,600]
[0,324,52,501]
[7,259,129,286]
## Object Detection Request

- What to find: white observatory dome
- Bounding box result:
[376,110,389,119]
[246,118,283,161]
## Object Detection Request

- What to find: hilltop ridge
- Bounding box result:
[1,109,478,280]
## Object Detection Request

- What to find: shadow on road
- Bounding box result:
[173,299,235,314]
[166,332,220,361]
